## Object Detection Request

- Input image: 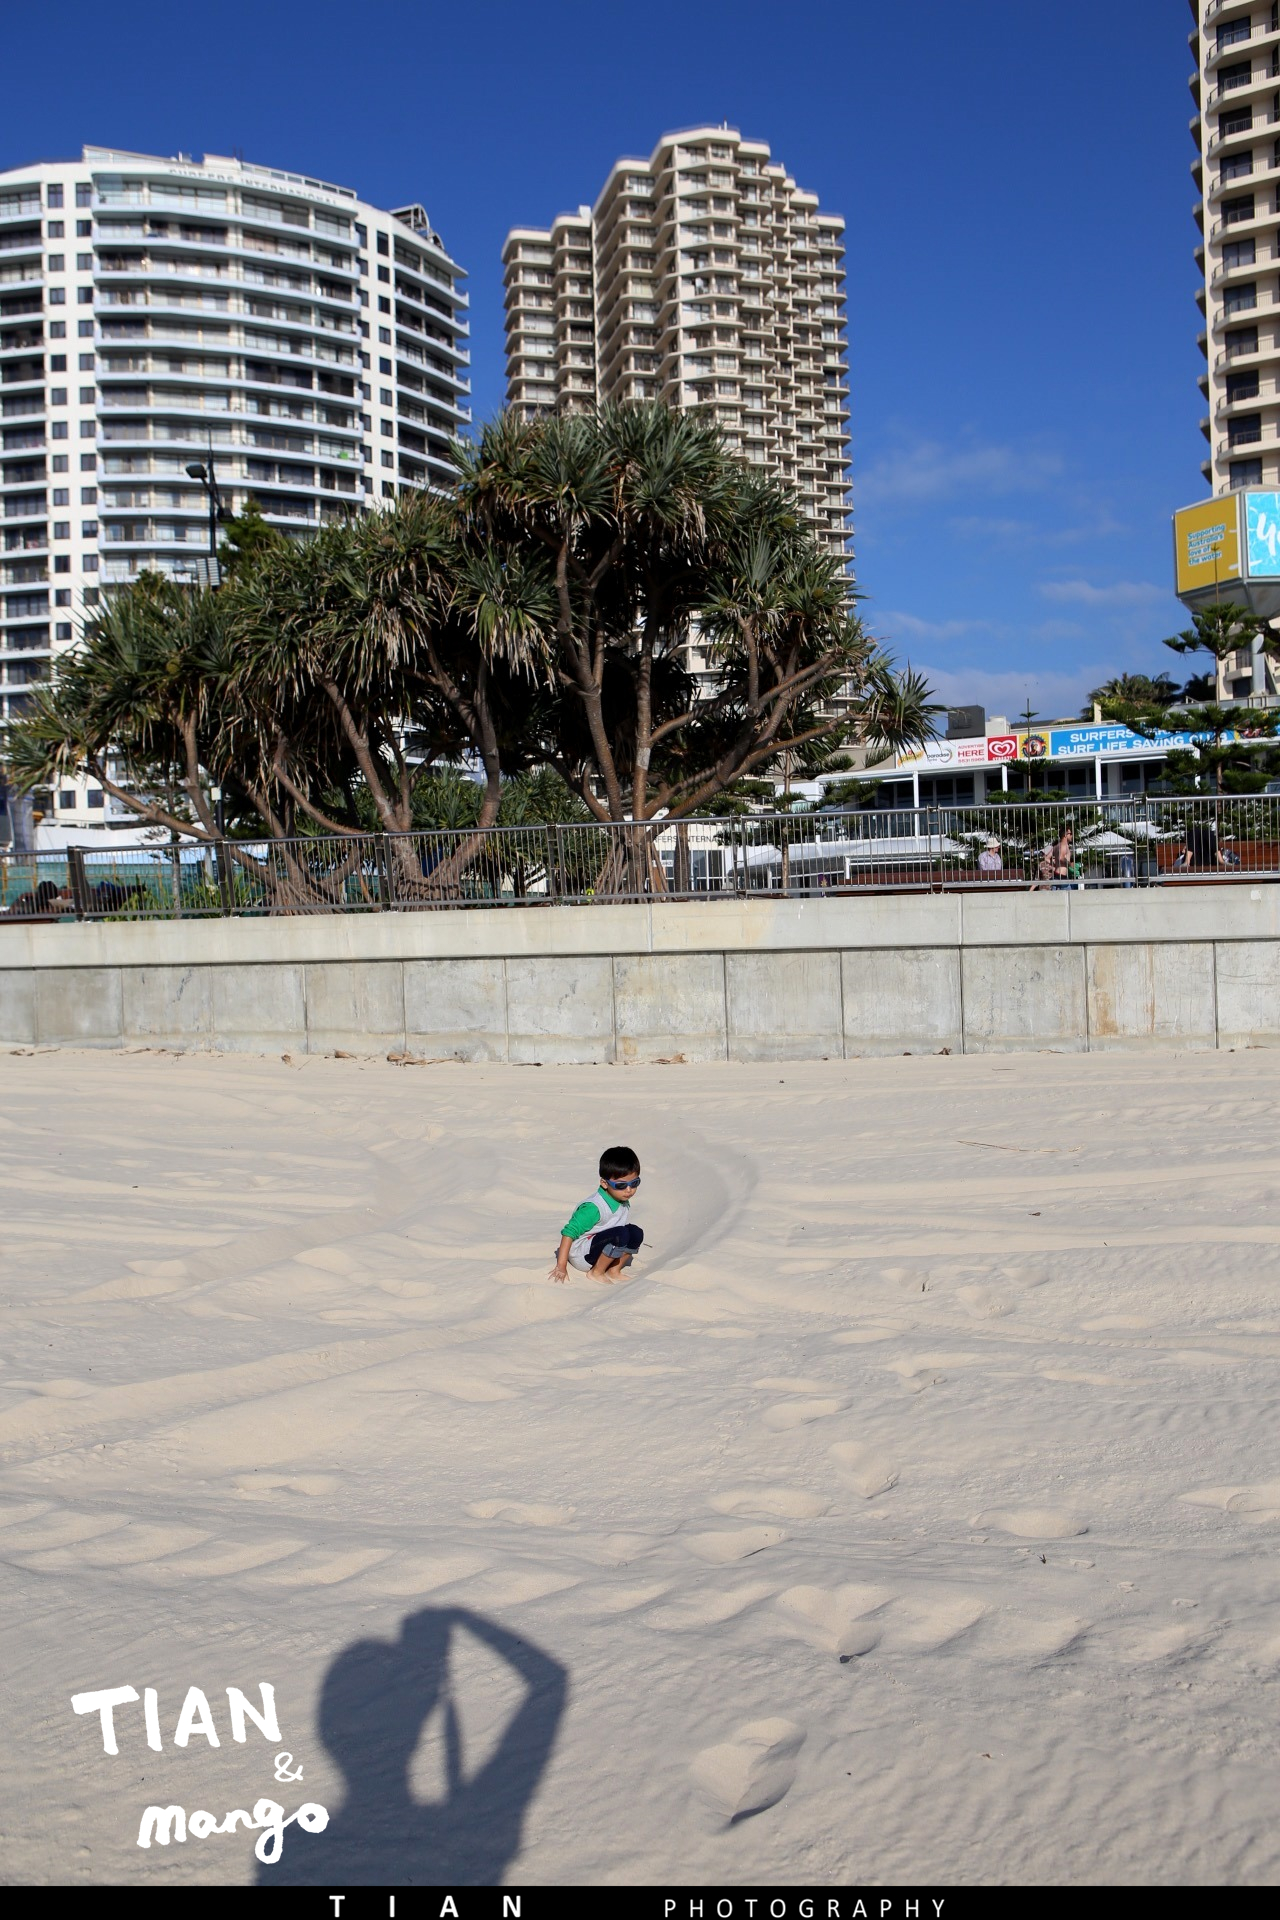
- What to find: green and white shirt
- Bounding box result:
[561,1186,630,1270]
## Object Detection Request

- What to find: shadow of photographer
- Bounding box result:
[261,1605,567,1885]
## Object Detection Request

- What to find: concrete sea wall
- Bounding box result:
[2,885,1279,1060]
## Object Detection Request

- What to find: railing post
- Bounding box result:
[375,835,392,910]
[66,846,89,920]
[214,839,234,916]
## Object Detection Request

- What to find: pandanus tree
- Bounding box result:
[452,403,937,824]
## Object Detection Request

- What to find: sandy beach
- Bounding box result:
[2,1043,1279,1886]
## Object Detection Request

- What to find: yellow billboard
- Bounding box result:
[1173,497,1241,596]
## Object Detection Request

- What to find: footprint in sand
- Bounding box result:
[955,1285,1012,1319]
[775,1583,889,1656]
[689,1718,806,1821]
[684,1525,786,1564]
[1182,1482,1280,1523]
[973,1507,1088,1540]
[648,1582,774,1632]
[8,1378,95,1400]
[828,1442,899,1499]
[878,1591,986,1654]
[467,1499,575,1527]
[709,1488,830,1520]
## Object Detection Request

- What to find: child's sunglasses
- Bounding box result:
[605,1175,641,1190]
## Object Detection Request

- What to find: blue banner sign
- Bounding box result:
[1049,724,1203,759]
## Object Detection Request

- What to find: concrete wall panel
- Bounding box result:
[1086,942,1216,1049]
[404,957,507,1061]
[842,947,962,1056]
[1215,940,1280,1048]
[505,956,615,1064]
[613,952,727,1062]
[961,946,1087,1053]
[0,970,37,1044]
[35,966,123,1045]
[726,951,842,1061]
[208,964,306,1052]
[305,960,405,1056]
[122,966,213,1046]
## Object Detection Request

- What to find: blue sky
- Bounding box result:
[5,0,1200,722]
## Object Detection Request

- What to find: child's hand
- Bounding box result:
[548,1262,568,1284]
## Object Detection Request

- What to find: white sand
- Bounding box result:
[2,1045,1279,1886]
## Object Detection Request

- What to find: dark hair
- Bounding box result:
[599,1145,640,1181]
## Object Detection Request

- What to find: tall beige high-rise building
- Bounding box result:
[1191,1,1280,492]
[502,126,850,552]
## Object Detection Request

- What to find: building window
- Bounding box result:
[81,487,97,504]
[87,791,104,808]
[382,449,394,467]
[1222,193,1256,226]
[1228,412,1262,446]
[379,359,392,375]
[80,453,96,471]
[47,221,64,239]
[378,326,391,344]
[83,554,98,571]
[76,219,91,237]
[77,287,93,304]
[378,296,390,313]
[51,456,68,473]
[76,254,92,271]
[49,287,66,305]
[49,321,66,339]
[381,420,394,435]
[79,355,94,371]
[1225,325,1259,357]
[1224,237,1256,268]
[79,386,93,403]
[378,264,390,282]
[1229,457,1264,487]
[377,232,388,255]
[83,587,99,605]
[51,421,69,440]
[79,421,95,438]
[47,185,64,208]
[53,489,69,506]
[55,589,71,606]
[1227,369,1260,401]
[78,321,93,337]
[55,622,73,640]
[75,185,91,206]
[1224,281,1258,315]
[82,520,98,537]
[57,790,76,809]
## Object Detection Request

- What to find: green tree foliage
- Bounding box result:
[6,403,938,842]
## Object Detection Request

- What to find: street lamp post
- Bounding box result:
[185,444,226,589]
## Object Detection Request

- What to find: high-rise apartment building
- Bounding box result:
[502,127,850,552]
[1191,2,1280,492]
[0,147,469,796]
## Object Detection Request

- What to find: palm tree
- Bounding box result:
[453,403,936,830]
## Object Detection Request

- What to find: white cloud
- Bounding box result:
[857,437,1062,504]
[1037,579,1167,607]
[875,609,983,642]
[912,663,1112,723]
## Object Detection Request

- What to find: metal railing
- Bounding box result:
[3,796,1280,922]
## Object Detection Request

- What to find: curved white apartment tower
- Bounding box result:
[502,126,850,555]
[0,146,469,781]
[1191,1,1280,491]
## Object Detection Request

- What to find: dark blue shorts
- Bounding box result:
[586,1223,644,1266]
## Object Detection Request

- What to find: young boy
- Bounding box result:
[550,1147,644,1283]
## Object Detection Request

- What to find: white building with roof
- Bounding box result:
[0,146,469,824]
